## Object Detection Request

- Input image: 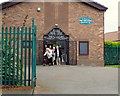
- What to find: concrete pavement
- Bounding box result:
[2,65,118,94]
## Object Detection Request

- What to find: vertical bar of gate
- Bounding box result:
[67,40,69,65]
[28,27,31,86]
[17,27,20,84]
[32,18,35,88]
[34,25,37,80]
[20,27,24,86]
[13,27,16,85]
[2,27,4,85]
[5,27,8,85]
[24,27,27,86]
[8,27,12,85]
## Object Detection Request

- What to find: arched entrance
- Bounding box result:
[43,27,69,65]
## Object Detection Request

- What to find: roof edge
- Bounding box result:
[81,0,108,11]
[0,0,108,11]
[0,0,24,10]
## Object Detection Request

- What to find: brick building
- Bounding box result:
[104,27,120,41]
[104,31,119,41]
[1,0,107,66]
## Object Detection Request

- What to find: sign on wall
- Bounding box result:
[78,17,93,25]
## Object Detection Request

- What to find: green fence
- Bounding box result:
[0,18,36,88]
[104,43,120,65]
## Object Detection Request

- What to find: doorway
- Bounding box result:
[36,28,77,65]
[43,27,69,65]
[43,40,69,65]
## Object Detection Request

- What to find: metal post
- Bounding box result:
[32,18,36,88]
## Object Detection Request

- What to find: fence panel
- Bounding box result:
[1,19,36,88]
[104,45,120,65]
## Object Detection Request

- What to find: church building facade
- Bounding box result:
[1,0,108,66]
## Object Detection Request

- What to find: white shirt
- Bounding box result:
[44,48,52,58]
[49,48,53,58]
[57,49,59,57]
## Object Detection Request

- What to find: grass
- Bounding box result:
[105,65,120,68]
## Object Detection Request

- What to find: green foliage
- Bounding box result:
[105,65,120,68]
[2,37,21,86]
[104,41,120,46]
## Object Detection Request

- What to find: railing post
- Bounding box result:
[1,27,4,86]
[34,25,37,87]
[32,18,36,88]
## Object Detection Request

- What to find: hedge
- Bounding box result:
[104,41,120,46]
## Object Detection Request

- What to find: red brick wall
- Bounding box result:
[2,2,105,66]
[69,2,104,66]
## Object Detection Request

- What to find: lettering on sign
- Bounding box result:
[78,17,93,25]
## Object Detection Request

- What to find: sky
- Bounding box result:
[0,0,119,33]
[95,0,119,33]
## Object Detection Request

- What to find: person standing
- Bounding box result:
[55,45,62,65]
[43,48,49,66]
[52,47,56,65]
[48,45,53,66]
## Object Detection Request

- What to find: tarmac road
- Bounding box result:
[2,65,118,94]
[35,65,118,94]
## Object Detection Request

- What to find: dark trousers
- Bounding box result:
[43,56,48,65]
[48,57,52,65]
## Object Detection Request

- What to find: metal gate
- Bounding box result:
[0,18,37,88]
[36,40,44,65]
[69,41,77,65]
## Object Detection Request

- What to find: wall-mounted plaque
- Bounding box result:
[78,17,93,25]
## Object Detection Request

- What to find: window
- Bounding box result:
[79,41,89,55]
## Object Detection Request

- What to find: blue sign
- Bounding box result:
[78,17,93,25]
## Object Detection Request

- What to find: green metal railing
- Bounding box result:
[1,18,36,88]
[104,45,120,65]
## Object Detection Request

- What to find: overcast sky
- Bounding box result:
[0,0,119,33]
[95,0,119,33]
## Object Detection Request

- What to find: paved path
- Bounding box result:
[3,65,118,94]
[35,65,118,94]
